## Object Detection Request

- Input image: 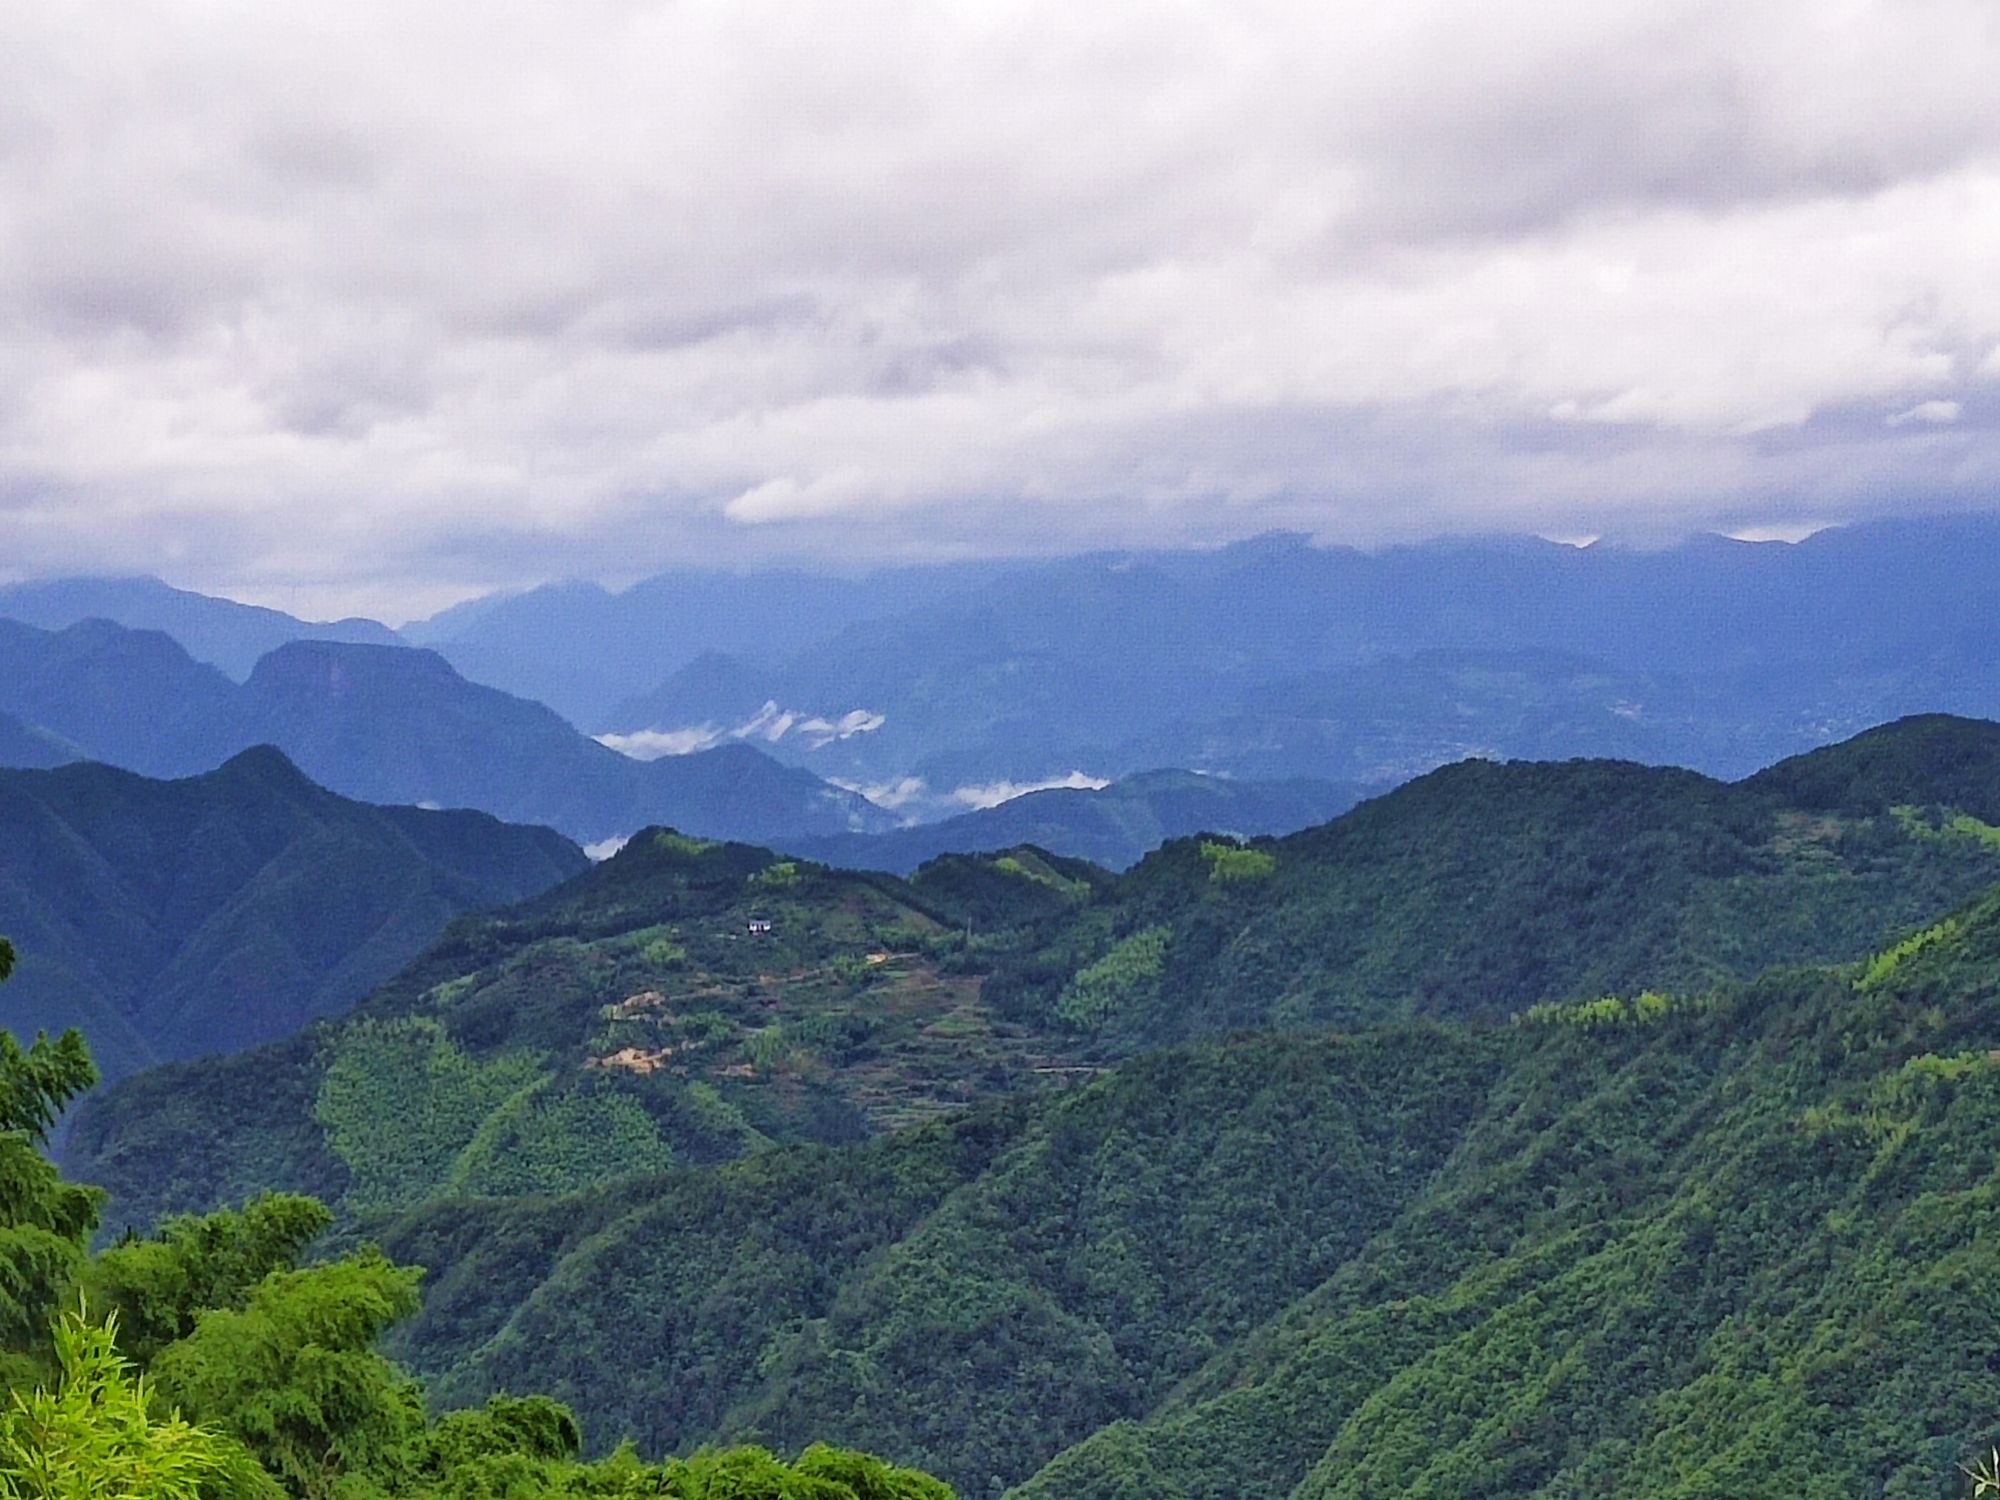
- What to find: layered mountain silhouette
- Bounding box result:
[783,768,1367,873]
[514,518,2000,791]
[0,748,586,1081]
[0,621,892,845]
[21,519,2000,837]
[0,574,402,678]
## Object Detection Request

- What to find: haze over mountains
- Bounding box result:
[0,574,404,679]
[399,519,2000,794]
[14,517,2000,838]
[0,619,889,847]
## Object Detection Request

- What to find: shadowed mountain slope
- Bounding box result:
[0,748,586,1081]
[0,621,891,846]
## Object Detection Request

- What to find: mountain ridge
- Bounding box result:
[64,714,2000,1235]
[0,747,587,1082]
[0,620,891,846]
[0,574,402,678]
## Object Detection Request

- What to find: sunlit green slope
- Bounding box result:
[67,716,2000,1240]
[365,884,2000,1499]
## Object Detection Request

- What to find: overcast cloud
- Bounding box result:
[3,0,1999,618]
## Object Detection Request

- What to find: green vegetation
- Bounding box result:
[341,887,2000,1498]
[0,749,584,1083]
[1517,987,1682,1027]
[44,719,2000,1496]
[0,940,955,1498]
[1896,802,2000,852]
[0,1307,267,1500]
[70,839,1105,1232]
[1198,838,1275,883]
[989,751,2000,1050]
[69,721,2000,1241]
[1857,916,1962,991]
[1055,925,1171,1028]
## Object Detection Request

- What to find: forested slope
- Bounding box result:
[0,945,956,1498]
[986,716,2000,1049]
[0,748,586,1081]
[65,837,1109,1221]
[65,716,2000,1230]
[361,880,2000,1499]
[42,714,2000,1497]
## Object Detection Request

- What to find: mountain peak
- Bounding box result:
[1744,713,2000,820]
[248,637,465,690]
[213,742,316,787]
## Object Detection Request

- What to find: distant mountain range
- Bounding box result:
[0,574,403,679]
[783,768,1367,873]
[400,516,2000,796]
[0,620,891,846]
[0,748,585,1082]
[13,515,2000,836]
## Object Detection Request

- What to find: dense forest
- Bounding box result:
[0,747,586,1082]
[67,716,2000,1236]
[0,933,954,1497]
[24,714,2000,1496]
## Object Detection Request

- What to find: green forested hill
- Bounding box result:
[64,836,1109,1221]
[357,881,2000,1499]
[986,716,2000,1050]
[43,715,2000,1497]
[0,948,955,1499]
[64,716,2000,1231]
[0,748,586,1081]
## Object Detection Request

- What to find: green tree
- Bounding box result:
[0,1304,272,1500]
[149,1254,427,1498]
[1969,1446,2000,1496]
[0,943,100,1386]
[85,1194,334,1367]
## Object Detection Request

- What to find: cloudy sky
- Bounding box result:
[3,0,1999,619]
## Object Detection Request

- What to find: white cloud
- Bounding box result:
[3,1,2000,613]
[599,703,885,759]
[949,771,1112,811]
[1887,399,1965,426]
[596,727,723,760]
[583,835,631,861]
[834,775,931,812]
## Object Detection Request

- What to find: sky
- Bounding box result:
[3,0,2000,621]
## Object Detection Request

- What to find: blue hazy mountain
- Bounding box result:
[15,517,2000,835]
[781,769,1368,873]
[404,560,1037,727]
[588,518,2000,791]
[0,574,402,678]
[0,623,892,846]
[0,746,586,1081]
[0,709,80,770]
[0,617,250,776]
